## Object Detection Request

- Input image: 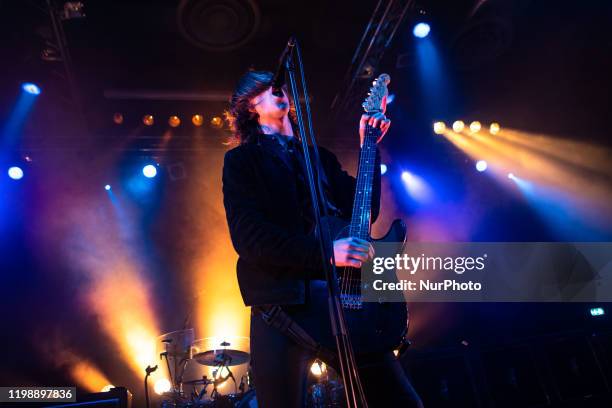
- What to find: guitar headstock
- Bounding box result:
[362,73,390,114]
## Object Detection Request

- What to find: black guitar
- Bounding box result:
[298,74,408,355]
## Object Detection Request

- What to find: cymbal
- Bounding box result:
[158,329,195,357]
[193,349,250,367]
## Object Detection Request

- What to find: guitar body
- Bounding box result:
[328,215,409,354]
[294,216,408,355]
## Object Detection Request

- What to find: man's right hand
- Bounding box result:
[332,237,374,268]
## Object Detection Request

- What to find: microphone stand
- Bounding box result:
[144,365,158,408]
[283,37,368,408]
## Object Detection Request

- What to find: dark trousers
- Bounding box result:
[250,310,424,408]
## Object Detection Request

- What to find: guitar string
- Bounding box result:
[347,123,370,301]
[357,126,376,301]
[343,88,383,306]
[345,121,377,304]
[344,123,362,302]
[345,121,368,301]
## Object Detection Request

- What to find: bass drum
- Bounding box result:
[235,390,257,408]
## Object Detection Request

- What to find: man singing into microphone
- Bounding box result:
[222,70,423,407]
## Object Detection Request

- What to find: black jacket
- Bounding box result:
[222,138,381,306]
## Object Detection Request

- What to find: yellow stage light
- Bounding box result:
[433,121,446,134]
[192,114,204,127]
[143,115,154,126]
[85,267,160,380]
[210,116,223,129]
[469,121,482,133]
[168,116,181,128]
[113,113,124,125]
[310,360,327,376]
[490,122,501,134]
[154,378,172,395]
[452,120,465,133]
[101,385,115,392]
[69,359,112,393]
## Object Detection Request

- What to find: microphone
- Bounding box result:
[271,36,296,97]
[145,365,158,375]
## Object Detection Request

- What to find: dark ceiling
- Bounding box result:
[1,0,611,149]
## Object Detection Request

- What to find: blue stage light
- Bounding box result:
[590,307,605,317]
[22,83,41,95]
[413,23,431,39]
[381,164,388,175]
[476,160,488,172]
[105,184,111,191]
[142,164,157,178]
[8,166,24,180]
[401,170,433,203]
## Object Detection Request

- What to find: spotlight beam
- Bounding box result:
[2,89,40,148]
[60,194,163,382]
[498,129,612,177]
[440,128,612,231]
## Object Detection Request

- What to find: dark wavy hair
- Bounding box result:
[225,70,297,144]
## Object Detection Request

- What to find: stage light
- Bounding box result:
[590,307,605,317]
[401,170,433,203]
[413,23,431,38]
[192,114,203,127]
[154,378,171,395]
[113,113,124,125]
[22,82,41,95]
[8,166,24,180]
[310,360,326,376]
[452,120,465,133]
[490,122,501,134]
[168,115,181,128]
[100,385,115,392]
[469,121,482,133]
[105,184,111,191]
[210,116,223,129]
[381,163,388,175]
[433,121,446,134]
[69,360,113,393]
[476,160,488,172]
[143,115,154,126]
[142,164,157,178]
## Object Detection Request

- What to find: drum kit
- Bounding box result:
[156,329,257,408]
[154,328,344,407]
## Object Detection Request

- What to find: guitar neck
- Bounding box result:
[348,124,379,240]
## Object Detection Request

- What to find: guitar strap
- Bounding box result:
[252,305,337,365]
